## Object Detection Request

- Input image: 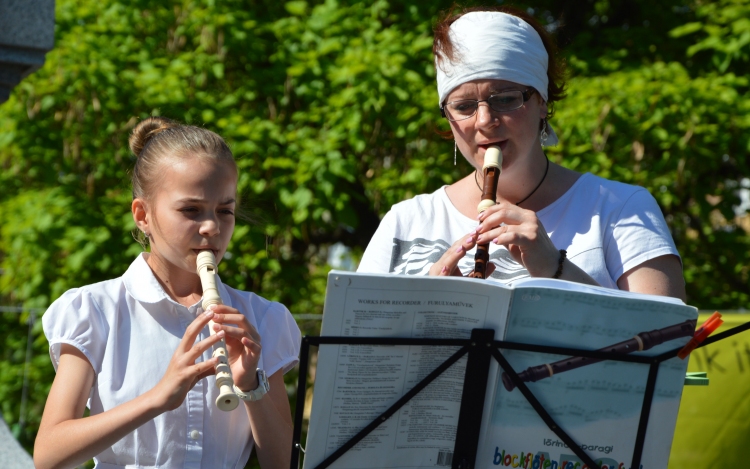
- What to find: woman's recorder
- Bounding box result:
[469,145,502,279]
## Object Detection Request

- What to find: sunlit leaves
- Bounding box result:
[1,0,749,461]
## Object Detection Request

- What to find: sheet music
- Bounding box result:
[303,273,512,469]
[303,273,698,469]
[475,284,697,469]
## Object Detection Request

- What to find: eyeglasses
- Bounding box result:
[440,88,537,122]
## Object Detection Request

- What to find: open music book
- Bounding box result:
[303,272,697,469]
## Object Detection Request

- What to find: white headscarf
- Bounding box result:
[435,11,558,145]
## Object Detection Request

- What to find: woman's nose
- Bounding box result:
[475,102,498,128]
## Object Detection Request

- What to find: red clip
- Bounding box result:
[678,312,723,359]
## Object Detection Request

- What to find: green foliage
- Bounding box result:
[0,0,748,464]
[670,0,750,73]
[552,62,750,308]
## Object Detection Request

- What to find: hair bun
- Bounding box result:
[129,116,177,157]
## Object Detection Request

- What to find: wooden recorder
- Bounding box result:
[501,319,697,391]
[469,145,502,279]
[197,251,240,411]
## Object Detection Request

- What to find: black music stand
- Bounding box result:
[290,322,750,469]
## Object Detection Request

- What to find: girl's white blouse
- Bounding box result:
[42,253,301,469]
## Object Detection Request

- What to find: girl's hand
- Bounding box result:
[206,304,262,392]
[428,233,496,277]
[152,310,225,411]
[475,202,559,277]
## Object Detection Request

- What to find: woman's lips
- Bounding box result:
[478,141,507,152]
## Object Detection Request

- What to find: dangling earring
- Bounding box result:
[454,141,457,166]
[540,118,549,148]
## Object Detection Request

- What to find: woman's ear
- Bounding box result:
[132,198,150,233]
[538,98,548,121]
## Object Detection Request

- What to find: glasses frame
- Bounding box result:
[440,88,537,121]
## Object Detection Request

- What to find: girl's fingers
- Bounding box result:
[184,330,225,362]
[194,355,219,375]
[191,360,218,384]
[241,337,257,349]
[208,307,261,342]
[215,325,262,352]
[178,310,216,353]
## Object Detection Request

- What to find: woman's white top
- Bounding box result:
[358,173,679,288]
[42,253,301,469]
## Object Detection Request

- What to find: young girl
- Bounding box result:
[35,117,301,469]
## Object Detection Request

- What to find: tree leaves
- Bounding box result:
[0,0,748,462]
[670,0,750,73]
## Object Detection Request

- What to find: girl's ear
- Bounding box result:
[132,198,150,233]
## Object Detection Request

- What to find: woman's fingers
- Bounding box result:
[476,202,561,278]
[506,244,524,265]
[476,205,530,239]
[428,233,477,276]
[477,202,525,226]
[482,223,539,246]
[476,204,543,246]
[490,222,559,277]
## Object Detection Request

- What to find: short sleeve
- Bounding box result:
[42,288,109,374]
[357,210,397,274]
[258,302,301,377]
[606,188,680,281]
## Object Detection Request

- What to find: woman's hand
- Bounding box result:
[475,202,560,277]
[428,233,496,277]
[206,304,263,392]
[151,310,225,411]
[428,233,477,276]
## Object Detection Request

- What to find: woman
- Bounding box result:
[358,6,686,301]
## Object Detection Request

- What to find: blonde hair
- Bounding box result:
[129,116,237,246]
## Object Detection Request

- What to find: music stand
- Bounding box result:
[290,320,750,469]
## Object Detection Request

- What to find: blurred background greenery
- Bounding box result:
[0,0,748,467]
